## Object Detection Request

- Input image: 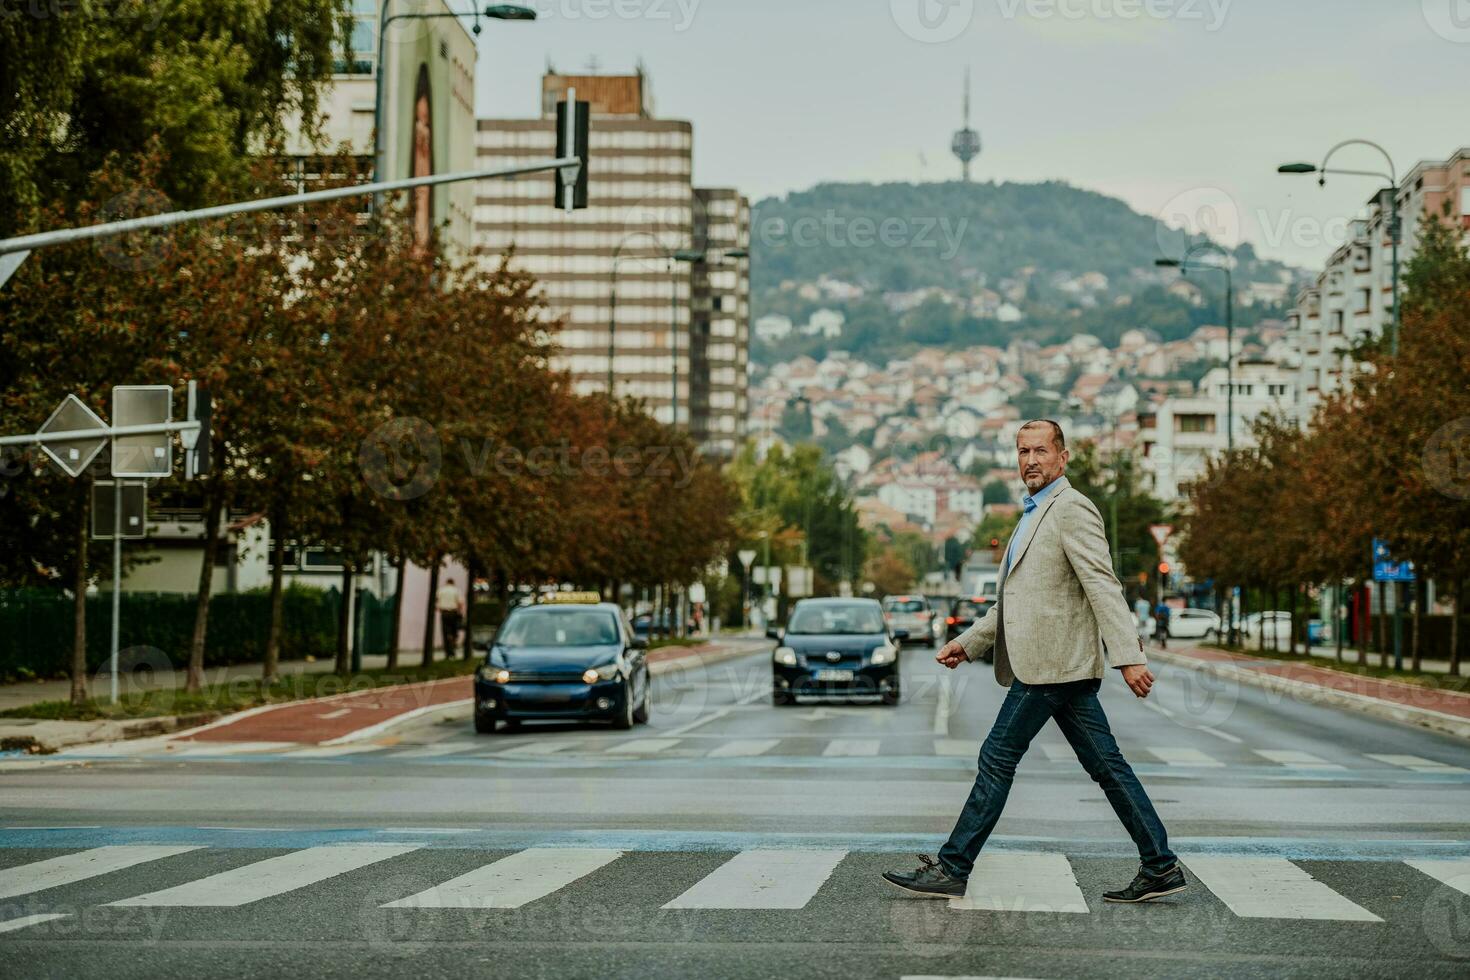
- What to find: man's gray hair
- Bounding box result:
[1018,419,1066,452]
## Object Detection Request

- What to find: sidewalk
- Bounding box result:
[7,637,769,754]
[1150,641,1470,741]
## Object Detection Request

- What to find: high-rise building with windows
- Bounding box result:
[474,70,749,452]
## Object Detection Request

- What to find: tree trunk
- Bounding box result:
[263,504,287,683]
[69,479,91,707]
[422,554,441,666]
[1334,582,1344,663]
[461,557,477,659]
[1411,576,1423,673]
[1451,578,1462,677]
[186,484,225,693]
[387,554,406,671]
[1377,582,1389,669]
[335,561,354,676]
[1355,584,1368,666]
[1287,586,1297,655]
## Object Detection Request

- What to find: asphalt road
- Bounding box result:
[3,639,1469,979]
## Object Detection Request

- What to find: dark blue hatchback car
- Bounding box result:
[769,597,905,706]
[474,596,650,734]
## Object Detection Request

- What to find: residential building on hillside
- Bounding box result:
[1138,360,1297,501]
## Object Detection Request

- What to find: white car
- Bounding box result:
[1240,611,1294,647]
[1166,608,1222,640]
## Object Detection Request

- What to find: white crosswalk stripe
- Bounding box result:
[0,914,71,934]
[1180,854,1381,921]
[1254,750,1344,769]
[169,742,295,756]
[663,849,846,909]
[1366,753,1467,773]
[707,738,781,758]
[392,742,480,758]
[1405,857,1470,895]
[1148,747,1224,768]
[608,738,681,754]
[109,844,419,906]
[0,845,202,900]
[496,741,579,756]
[950,851,1089,913]
[383,848,622,908]
[822,739,880,757]
[934,738,973,757]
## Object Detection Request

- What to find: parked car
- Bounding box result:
[881,595,937,648]
[1166,607,1222,641]
[1241,611,1294,647]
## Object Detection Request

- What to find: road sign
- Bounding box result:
[1149,524,1174,548]
[92,481,147,540]
[112,385,172,477]
[37,394,108,477]
[1371,538,1415,582]
[737,549,757,570]
[687,582,707,604]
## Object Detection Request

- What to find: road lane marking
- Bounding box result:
[663,848,846,909]
[658,686,770,737]
[949,851,1089,913]
[934,738,973,757]
[0,914,70,934]
[822,739,880,757]
[495,741,579,757]
[383,848,621,908]
[392,742,479,758]
[0,846,202,900]
[108,844,419,906]
[317,708,352,720]
[169,742,297,756]
[933,677,953,736]
[1198,726,1243,744]
[289,743,386,758]
[608,738,681,754]
[1180,854,1381,921]
[1148,747,1224,768]
[1254,750,1344,769]
[707,738,781,758]
[1366,754,1467,773]
[1405,858,1470,895]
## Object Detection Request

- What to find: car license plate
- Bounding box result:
[815,669,854,682]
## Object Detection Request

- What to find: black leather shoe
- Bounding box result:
[882,854,967,898]
[1103,864,1188,903]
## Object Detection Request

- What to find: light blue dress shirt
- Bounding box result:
[1003,475,1065,578]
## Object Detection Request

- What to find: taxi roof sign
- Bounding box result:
[539,591,602,604]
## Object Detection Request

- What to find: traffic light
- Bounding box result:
[989,537,1000,548]
[1158,561,1170,576]
[554,94,589,211]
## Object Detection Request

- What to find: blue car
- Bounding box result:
[769,597,905,706]
[475,594,651,734]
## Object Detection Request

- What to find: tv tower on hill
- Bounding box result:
[951,68,981,182]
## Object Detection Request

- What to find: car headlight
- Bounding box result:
[869,643,897,665]
[479,665,511,684]
[773,646,798,666]
[583,662,621,684]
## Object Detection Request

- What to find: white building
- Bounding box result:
[755,314,793,342]
[1138,360,1297,501]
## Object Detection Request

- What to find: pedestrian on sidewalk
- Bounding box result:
[1154,600,1170,650]
[436,577,465,658]
[884,420,1186,905]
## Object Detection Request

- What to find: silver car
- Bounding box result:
[882,595,937,648]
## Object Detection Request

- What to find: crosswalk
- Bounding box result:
[95,739,1468,776]
[1,844,1464,925]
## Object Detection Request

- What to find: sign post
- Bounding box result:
[737,548,756,630]
[1372,538,1414,670]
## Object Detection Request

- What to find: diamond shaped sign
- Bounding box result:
[38,395,108,477]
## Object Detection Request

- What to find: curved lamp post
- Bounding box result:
[1277,139,1400,355]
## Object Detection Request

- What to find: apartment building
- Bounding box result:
[474,70,750,452]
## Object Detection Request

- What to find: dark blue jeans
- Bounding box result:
[938,677,1176,879]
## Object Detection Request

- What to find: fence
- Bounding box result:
[0,587,394,681]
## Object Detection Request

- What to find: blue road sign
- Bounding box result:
[1371,538,1415,582]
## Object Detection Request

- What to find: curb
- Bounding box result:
[0,712,222,755]
[1149,647,1470,742]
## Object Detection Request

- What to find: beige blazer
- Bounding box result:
[956,476,1146,686]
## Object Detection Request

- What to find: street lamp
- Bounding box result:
[1157,244,1235,452]
[372,3,537,202]
[1276,140,1400,355]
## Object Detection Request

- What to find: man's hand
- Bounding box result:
[935,640,968,670]
[1120,664,1154,698]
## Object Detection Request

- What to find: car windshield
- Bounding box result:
[498,608,619,647]
[884,600,926,613]
[787,602,885,635]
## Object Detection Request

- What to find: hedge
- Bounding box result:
[0,586,394,681]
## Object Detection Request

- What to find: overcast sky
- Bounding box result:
[474,0,1470,270]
